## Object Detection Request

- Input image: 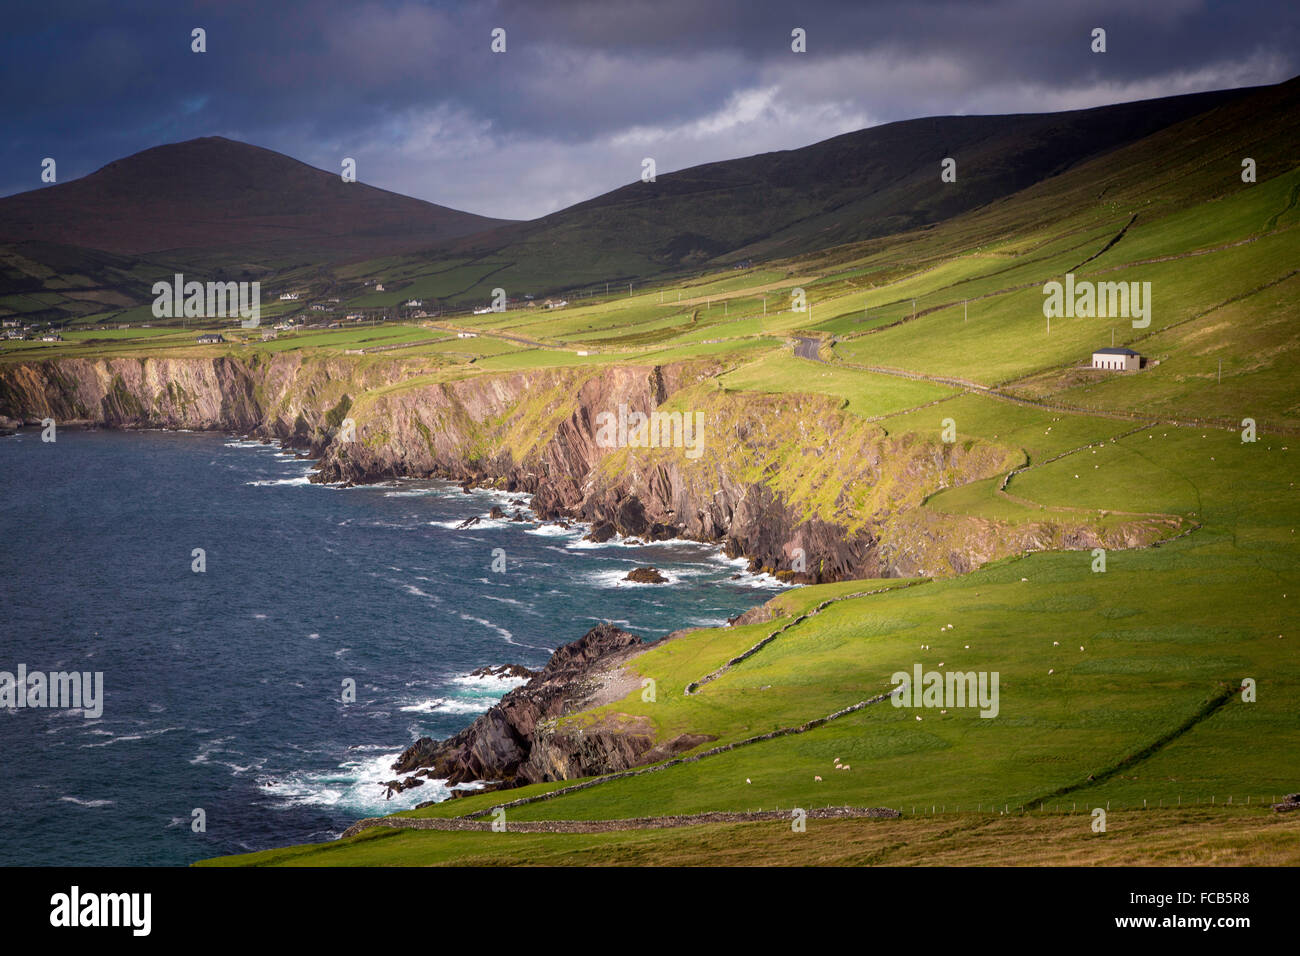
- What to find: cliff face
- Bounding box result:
[0,352,1168,581]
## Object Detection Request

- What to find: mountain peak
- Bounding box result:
[0,137,510,257]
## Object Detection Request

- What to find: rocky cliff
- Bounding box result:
[0,352,1168,581]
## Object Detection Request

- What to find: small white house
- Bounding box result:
[279,293,299,301]
[1091,347,1141,371]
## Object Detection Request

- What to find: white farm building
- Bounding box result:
[1091,347,1141,371]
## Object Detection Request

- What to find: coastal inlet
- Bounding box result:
[0,428,784,865]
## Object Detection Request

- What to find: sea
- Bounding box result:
[0,428,784,865]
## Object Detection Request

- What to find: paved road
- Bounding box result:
[793,335,824,361]
[430,323,549,349]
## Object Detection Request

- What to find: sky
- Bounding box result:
[3,0,1297,220]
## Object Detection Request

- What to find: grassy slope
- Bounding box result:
[202,807,1300,867]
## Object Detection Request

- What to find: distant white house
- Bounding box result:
[279,293,299,301]
[196,333,225,344]
[545,299,568,309]
[374,283,385,292]
[40,332,63,342]
[1091,347,1141,371]
[405,299,422,307]
[472,307,494,315]
[457,331,478,339]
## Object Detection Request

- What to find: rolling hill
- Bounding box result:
[0,81,1276,327]
[0,136,512,258]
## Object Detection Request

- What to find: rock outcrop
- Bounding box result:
[625,567,668,584]
[393,623,652,786]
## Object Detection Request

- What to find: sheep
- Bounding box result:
[815,775,822,782]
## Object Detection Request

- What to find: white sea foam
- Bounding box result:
[398,697,491,715]
[59,796,115,808]
[245,475,313,487]
[259,751,466,814]
[525,523,580,538]
[451,671,530,694]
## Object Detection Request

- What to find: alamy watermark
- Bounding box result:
[152,273,261,327]
[891,664,999,718]
[1,665,103,718]
[1042,273,1150,328]
[594,403,705,459]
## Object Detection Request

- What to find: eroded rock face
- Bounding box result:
[0,354,1174,586]
[392,623,649,786]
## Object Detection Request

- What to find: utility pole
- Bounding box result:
[912,299,916,320]
[964,300,967,323]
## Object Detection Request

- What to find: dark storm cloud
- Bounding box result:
[2,0,1297,218]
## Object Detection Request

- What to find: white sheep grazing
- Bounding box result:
[842,765,850,771]
[1049,669,1054,675]
[916,715,923,721]
[746,778,751,784]
[815,775,822,782]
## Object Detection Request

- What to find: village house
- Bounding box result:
[40,332,63,342]
[279,292,299,301]
[196,333,225,344]
[261,330,278,341]
[1091,346,1141,371]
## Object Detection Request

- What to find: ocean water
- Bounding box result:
[0,429,783,865]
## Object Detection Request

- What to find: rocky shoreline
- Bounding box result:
[388,621,718,801]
